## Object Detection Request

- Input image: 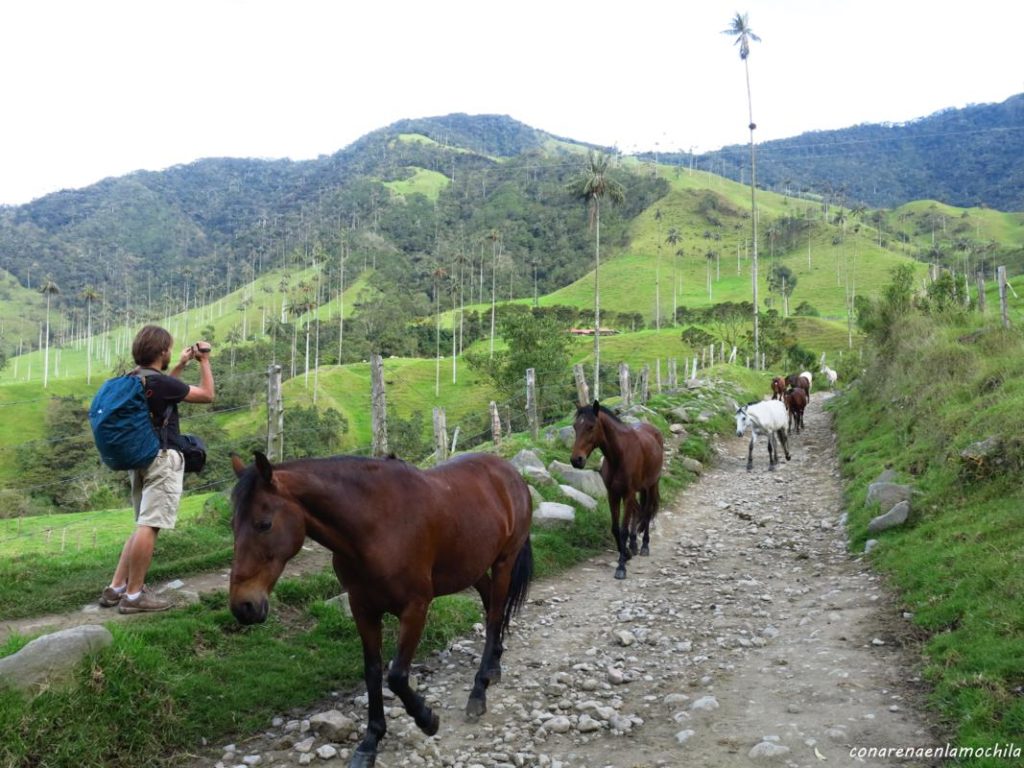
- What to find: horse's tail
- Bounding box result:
[501,537,533,638]
[640,483,661,529]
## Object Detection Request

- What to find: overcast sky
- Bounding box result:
[2,0,1021,206]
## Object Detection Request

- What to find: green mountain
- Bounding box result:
[677,93,1024,211]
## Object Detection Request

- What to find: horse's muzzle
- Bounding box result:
[231,596,269,625]
[570,456,585,469]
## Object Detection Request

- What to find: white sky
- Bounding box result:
[1,0,1021,206]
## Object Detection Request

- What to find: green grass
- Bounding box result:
[832,313,1024,765]
[383,167,451,201]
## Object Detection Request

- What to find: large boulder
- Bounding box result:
[547,461,607,499]
[558,484,598,511]
[867,500,911,533]
[510,449,545,473]
[0,625,113,693]
[866,482,912,511]
[534,502,576,527]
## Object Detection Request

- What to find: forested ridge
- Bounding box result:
[677,93,1024,211]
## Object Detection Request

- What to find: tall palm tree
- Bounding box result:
[567,151,625,399]
[487,229,501,359]
[666,227,682,324]
[79,285,100,384]
[654,208,663,330]
[432,263,448,396]
[724,11,762,366]
[40,276,60,388]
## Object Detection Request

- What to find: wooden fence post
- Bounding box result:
[525,368,539,440]
[998,265,1009,329]
[489,401,502,446]
[668,357,677,389]
[977,273,986,313]
[370,353,389,457]
[573,363,590,406]
[639,364,650,404]
[691,356,698,380]
[655,358,662,394]
[619,362,632,406]
[265,363,283,462]
[432,407,448,464]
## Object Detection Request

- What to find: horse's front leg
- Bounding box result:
[609,493,629,579]
[767,431,777,470]
[747,431,756,471]
[388,600,439,737]
[349,608,386,768]
[467,558,513,720]
[626,495,640,556]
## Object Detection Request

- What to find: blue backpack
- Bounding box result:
[89,370,166,471]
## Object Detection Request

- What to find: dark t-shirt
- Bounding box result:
[137,369,190,447]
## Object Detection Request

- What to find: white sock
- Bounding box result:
[125,591,142,601]
[109,584,126,594]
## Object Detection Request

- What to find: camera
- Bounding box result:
[192,342,212,356]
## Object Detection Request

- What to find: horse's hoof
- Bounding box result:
[418,709,440,736]
[349,747,377,768]
[640,545,650,556]
[614,567,627,580]
[465,698,486,722]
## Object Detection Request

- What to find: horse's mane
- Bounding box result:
[231,455,401,520]
[575,403,623,423]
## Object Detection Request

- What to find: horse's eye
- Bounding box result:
[254,519,272,533]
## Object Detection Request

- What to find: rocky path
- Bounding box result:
[189,395,942,768]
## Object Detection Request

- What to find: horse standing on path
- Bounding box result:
[784,386,808,434]
[570,401,664,580]
[786,371,813,393]
[735,400,791,471]
[821,364,838,390]
[770,376,787,400]
[228,451,533,768]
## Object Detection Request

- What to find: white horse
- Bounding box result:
[735,400,791,471]
[820,364,838,390]
[799,370,813,393]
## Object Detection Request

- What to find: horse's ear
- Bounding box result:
[230,453,246,478]
[253,451,274,486]
[592,399,600,416]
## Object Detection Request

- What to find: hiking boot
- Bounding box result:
[99,586,125,608]
[118,591,172,614]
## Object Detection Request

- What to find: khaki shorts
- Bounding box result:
[131,449,184,529]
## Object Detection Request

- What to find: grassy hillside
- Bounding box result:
[833,306,1024,760]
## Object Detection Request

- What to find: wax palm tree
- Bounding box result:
[654,208,663,330]
[40,276,60,388]
[487,229,501,359]
[432,263,448,396]
[723,11,762,366]
[79,285,100,384]
[567,151,625,399]
[666,227,682,323]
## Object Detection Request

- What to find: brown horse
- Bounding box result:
[570,401,664,579]
[229,451,533,768]
[784,386,808,434]
[770,376,787,400]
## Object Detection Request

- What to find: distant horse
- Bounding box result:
[735,400,791,471]
[571,401,664,580]
[785,372,812,393]
[820,364,838,390]
[784,386,808,434]
[229,452,533,768]
[770,376,787,400]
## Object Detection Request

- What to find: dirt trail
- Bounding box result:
[185,392,942,768]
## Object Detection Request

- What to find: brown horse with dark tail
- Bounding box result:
[228,451,533,768]
[570,401,664,579]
